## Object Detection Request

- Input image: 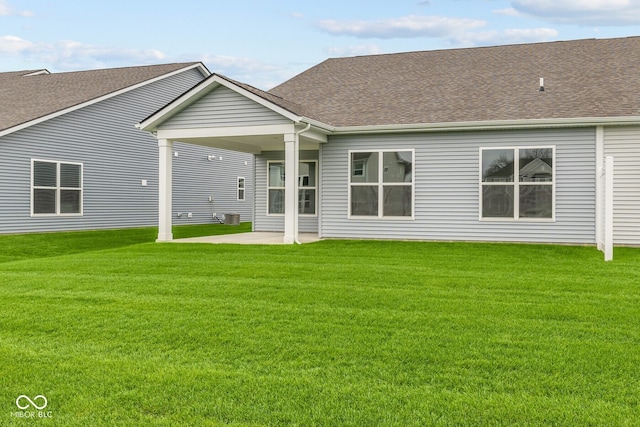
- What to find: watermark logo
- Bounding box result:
[16,395,48,410]
[11,395,52,419]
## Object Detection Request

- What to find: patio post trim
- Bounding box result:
[157,138,173,242]
[283,132,298,244]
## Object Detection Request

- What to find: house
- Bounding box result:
[0,63,253,235]
[137,37,640,252]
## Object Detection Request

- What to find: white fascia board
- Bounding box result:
[0,62,209,139]
[138,74,303,132]
[137,78,222,132]
[23,69,51,76]
[333,116,640,135]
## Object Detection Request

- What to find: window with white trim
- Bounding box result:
[32,159,83,215]
[480,147,554,220]
[349,150,414,218]
[267,160,317,215]
[237,177,245,201]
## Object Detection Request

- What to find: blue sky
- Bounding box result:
[1,0,640,89]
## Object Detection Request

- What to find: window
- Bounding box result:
[480,147,554,220]
[32,159,83,215]
[267,160,317,215]
[349,150,414,218]
[237,177,245,201]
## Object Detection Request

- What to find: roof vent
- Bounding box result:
[538,77,545,92]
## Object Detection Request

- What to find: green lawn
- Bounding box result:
[0,226,639,426]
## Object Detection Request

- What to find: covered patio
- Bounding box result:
[136,74,329,244]
[172,232,322,245]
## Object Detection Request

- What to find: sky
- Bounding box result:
[1,0,640,89]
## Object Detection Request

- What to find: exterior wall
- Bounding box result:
[0,68,253,234]
[254,150,319,233]
[320,128,596,244]
[604,126,640,246]
[158,85,291,130]
[172,145,254,225]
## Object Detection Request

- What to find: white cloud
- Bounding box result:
[0,0,33,17]
[511,0,640,25]
[39,40,166,70]
[0,34,287,89]
[0,36,167,70]
[199,54,279,75]
[493,8,521,17]
[316,15,486,39]
[451,27,559,47]
[0,35,34,53]
[198,54,289,89]
[325,44,385,57]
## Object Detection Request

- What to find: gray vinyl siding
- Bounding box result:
[172,145,254,225]
[158,85,291,130]
[0,68,252,234]
[254,150,319,233]
[604,126,640,246]
[321,128,596,244]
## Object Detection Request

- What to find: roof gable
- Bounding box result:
[157,85,292,130]
[269,37,640,128]
[138,74,304,132]
[0,62,209,136]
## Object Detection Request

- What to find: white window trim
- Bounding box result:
[348,149,415,220]
[31,158,84,217]
[479,146,556,222]
[237,176,245,201]
[266,160,318,217]
[267,160,284,216]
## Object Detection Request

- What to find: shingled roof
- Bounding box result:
[0,62,204,134]
[268,37,640,128]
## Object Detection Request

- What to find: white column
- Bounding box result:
[595,126,604,249]
[283,133,298,244]
[604,156,614,261]
[157,139,173,242]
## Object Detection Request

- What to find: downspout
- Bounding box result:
[294,122,312,244]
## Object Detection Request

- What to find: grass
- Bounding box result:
[0,222,251,264]
[0,226,639,426]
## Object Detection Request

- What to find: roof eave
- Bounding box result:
[331,116,640,135]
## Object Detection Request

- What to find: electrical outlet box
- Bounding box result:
[187,213,193,218]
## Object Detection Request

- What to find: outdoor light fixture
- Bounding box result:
[207,155,216,161]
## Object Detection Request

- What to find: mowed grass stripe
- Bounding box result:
[0,228,639,425]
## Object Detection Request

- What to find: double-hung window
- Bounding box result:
[32,159,83,215]
[480,147,554,220]
[267,160,317,215]
[349,150,414,218]
[237,177,246,201]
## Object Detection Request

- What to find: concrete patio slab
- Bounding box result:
[172,232,321,245]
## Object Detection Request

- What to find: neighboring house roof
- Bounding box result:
[0,62,209,136]
[268,37,640,128]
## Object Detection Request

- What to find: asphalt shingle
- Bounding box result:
[268,37,640,127]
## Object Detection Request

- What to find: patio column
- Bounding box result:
[283,132,298,244]
[157,138,173,242]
